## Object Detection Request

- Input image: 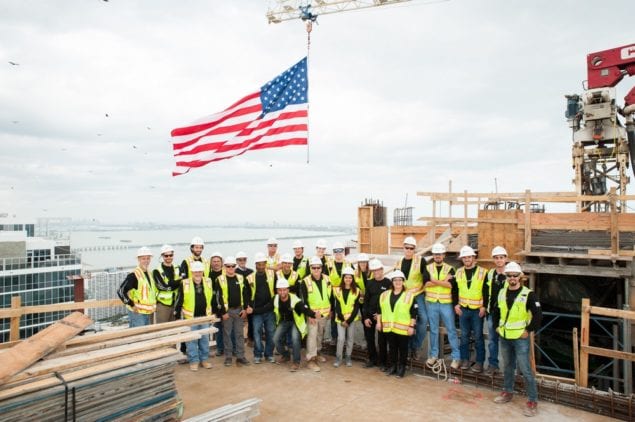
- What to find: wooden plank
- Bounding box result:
[522,263,631,278]
[524,189,531,252]
[517,212,635,231]
[0,312,92,385]
[529,331,536,374]
[581,345,635,362]
[9,296,20,342]
[0,299,121,318]
[573,327,580,386]
[610,187,619,255]
[588,305,635,320]
[579,298,590,388]
[588,249,635,257]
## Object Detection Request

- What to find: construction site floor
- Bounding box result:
[174,351,611,421]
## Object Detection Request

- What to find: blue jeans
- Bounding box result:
[214,320,236,354]
[487,315,500,368]
[274,320,302,363]
[252,311,276,358]
[425,301,460,360]
[459,307,485,363]
[128,310,151,328]
[186,323,210,364]
[409,294,429,350]
[500,336,538,402]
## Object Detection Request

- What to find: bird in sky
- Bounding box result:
[8,61,19,66]
[105,113,109,117]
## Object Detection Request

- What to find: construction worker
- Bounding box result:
[354,253,370,297]
[216,256,252,367]
[152,244,182,324]
[314,239,330,275]
[118,246,156,327]
[277,254,299,293]
[297,256,331,372]
[393,236,428,359]
[265,237,281,271]
[332,267,360,368]
[424,243,461,370]
[493,262,542,417]
[247,253,276,364]
[272,277,316,372]
[209,252,231,357]
[180,236,209,280]
[454,245,489,373]
[485,245,509,375]
[362,259,391,370]
[291,240,309,280]
[236,251,255,348]
[174,261,213,371]
[377,270,417,378]
[327,241,351,344]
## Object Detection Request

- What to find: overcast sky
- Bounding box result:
[1,1,632,226]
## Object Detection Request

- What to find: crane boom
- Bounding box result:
[267,0,412,24]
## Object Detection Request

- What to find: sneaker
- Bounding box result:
[189,363,199,371]
[267,356,276,363]
[201,361,213,369]
[290,362,300,372]
[317,355,327,363]
[494,392,513,404]
[333,358,341,368]
[484,366,498,376]
[523,401,538,417]
[460,361,470,370]
[215,349,223,357]
[426,357,438,367]
[236,357,250,366]
[471,363,483,373]
[345,356,352,367]
[307,360,321,372]
[224,358,232,367]
[450,360,460,370]
[254,357,262,364]
[277,355,290,364]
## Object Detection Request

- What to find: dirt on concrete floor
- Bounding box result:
[174,352,612,422]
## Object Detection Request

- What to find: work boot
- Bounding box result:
[410,349,420,361]
[471,363,483,373]
[484,366,498,376]
[276,355,290,364]
[333,357,341,368]
[215,349,223,357]
[308,359,321,372]
[523,401,538,417]
[201,361,213,369]
[317,354,327,363]
[396,365,406,378]
[450,360,460,370]
[460,360,470,370]
[494,392,513,404]
[236,357,250,366]
[189,363,199,371]
[386,365,397,376]
[290,362,300,372]
[426,357,438,367]
[364,360,375,368]
[224,358,232,367]
[267,356,276,363]
[345,356,352,367]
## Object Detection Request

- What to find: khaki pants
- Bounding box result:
[306,316,327,360]
[155,302,175,324]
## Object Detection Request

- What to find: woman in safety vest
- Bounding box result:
[354,253,370,297]
[332,267,360,368]
[376,270,417,378]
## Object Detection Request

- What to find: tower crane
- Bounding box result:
[266,0,413,24]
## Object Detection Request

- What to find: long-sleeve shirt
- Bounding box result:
[451,267,489,309]
[333,288,360,325]
[117,270,151,307]
[362,277,391,320]
[491,288,542,333]
[277,295,316,321]
[486,269,507,313]
[251,272,274,314]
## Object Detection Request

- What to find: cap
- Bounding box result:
[309,256,322,267]
[236,251,248,259]
[431,243,446,254]
[254,252,267,263]
[390,270,406,280]
[369,259,383,271]
[459,245,476,258]
[277,278,290,289]
[292,240,304,248]
[224,256,237,266]
[403,236,417,247]
[491,246,508,257]
[137,246,153,257]
[504,261,523,274]
[190,261,205,272]
[160,244,174,255]
[281,253,294,263]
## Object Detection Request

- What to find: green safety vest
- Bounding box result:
[425,262,454,304]
[247,270,275,301]
[456,266,487,309]
[277,269,298,287]
[333,287,360,323]
[379,290,414,335]
[127,267,156,314]
[498,286,532,339]
[185,256,210,279]
[354,270,368,297]
[326,258,351,287]
[273,293,308,338]
[302,275,332,317]
[217,274,246,310]
[153,264,182,306]
[294,256,309,280]
[266,253,280,270]
[181,277,213,319]
[394,256,424,295]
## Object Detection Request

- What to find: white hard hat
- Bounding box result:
[357,253,369,262]
[504,262,523,274]
[254,252,267,263]
[292,240,304,248]
[210,251,223,259]
[137,246,153,257]
[332,241,345,251]
[281,253,293,263]
[310,256,322,267]
[190,236,204,247]
[190,261,205,272]
[236,251,248,259]
[160,244,174,255]
[277,278,290,289]
[342,267,355,277]
[267,237,278,245]
[369,259,383,271]
[315,239,327,249]
[403,236,417,247]
[431,243,446,254]
[390,270,406,280]
[491,246,508,257]
[459,245,476,258]
[224,256,237,266]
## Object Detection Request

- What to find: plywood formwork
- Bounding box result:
[477,209,524,262]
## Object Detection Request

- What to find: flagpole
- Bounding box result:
[305,21,312,164]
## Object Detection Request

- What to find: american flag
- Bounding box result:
[170,57,309,176]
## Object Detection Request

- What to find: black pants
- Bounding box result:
[387,332,410,368]
[247,313,254,341]
[364,321,388,365]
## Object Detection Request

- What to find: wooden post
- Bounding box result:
[579,298,591,388]
[610,187,618,255]
[10,296,21,342]
[524,189,532,252]
[572,327,580,385]
[529,331,536,374]
[462,189,468,245]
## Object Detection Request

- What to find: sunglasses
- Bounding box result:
[162,254,174,258]
[311,266,322,270]
[267,244,277,247]
[237,258,247,261]
[404,246,415,250]
[506,273,520,278]
[333,248,344,253]
[225,265,237,268]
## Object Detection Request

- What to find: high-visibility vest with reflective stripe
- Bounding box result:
[395,256,424,295]
[217,274,246,310]
[486,268,508,313]
[456,266,487,309]
[497,286,532,339]
[128,267,156,314]
[186,256,210,279]
[425,262,454,304]
[273,293,308,338]
[326,259,351,287]
[302,275,332,316]
[266,253,280,270]
[354,270,368,297]
[181,277,213,319]
[333,287,360,323]
[379,290,414,335]
[153,264,182,306]
[277,270,298,287]
[247,270,275,301]
[294,256,309,280]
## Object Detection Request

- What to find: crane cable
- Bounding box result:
[305,20,312,164]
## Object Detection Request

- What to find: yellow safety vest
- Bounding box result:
[153,264,182,306]
[277,269,299,287]
[456,266,487,309]
[294,256,309,280]
[394,256,424,295]
[425,262,454,304]
[266,253,280,270]
[302,275,332,317]
[273,293,308,338]
[498,286,532,339]
[217,274,246,311]
[333,287,360,323]
[486,268,508,313]
[379,290,414,335]
[247,270,275,301]
[327,259,351,287]
[185,256,210,279]
[354,270,367,297]
[181,277,213,319]
[127,267,156,314]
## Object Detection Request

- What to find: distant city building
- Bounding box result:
[85,270,127,321]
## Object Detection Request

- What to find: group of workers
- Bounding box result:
[118,236,542,417]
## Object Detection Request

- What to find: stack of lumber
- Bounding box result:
[0,312,216,421]
[184,398,262,422]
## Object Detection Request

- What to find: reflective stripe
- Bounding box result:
[498,286,532,339]
[379,290,414,335]
[273,293,307,338]
[425,262,454,303]
[128,268,156,314]
[456,266,486,309]
[395,256,424,296]
[303,275,332,316]
[426,291,452,300]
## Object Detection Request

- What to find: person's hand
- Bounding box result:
[308,317,316,325]
[342,321,349,328]
[364,318,372,328]
[222,313,229,321]
[521,330,529,339]
[375,322,382,331]
[495,327,500,335]
[315,312,322,320]
[454,305,462,316]
[246,306,253,315]
[478,307,486,318]
[407,327,414,336]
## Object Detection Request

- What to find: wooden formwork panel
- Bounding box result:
[369,226,389,255]
[519,212,635,231]
[478,210,524,262]
[358,206,373,228]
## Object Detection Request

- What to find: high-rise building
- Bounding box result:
[85,270,127,321]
